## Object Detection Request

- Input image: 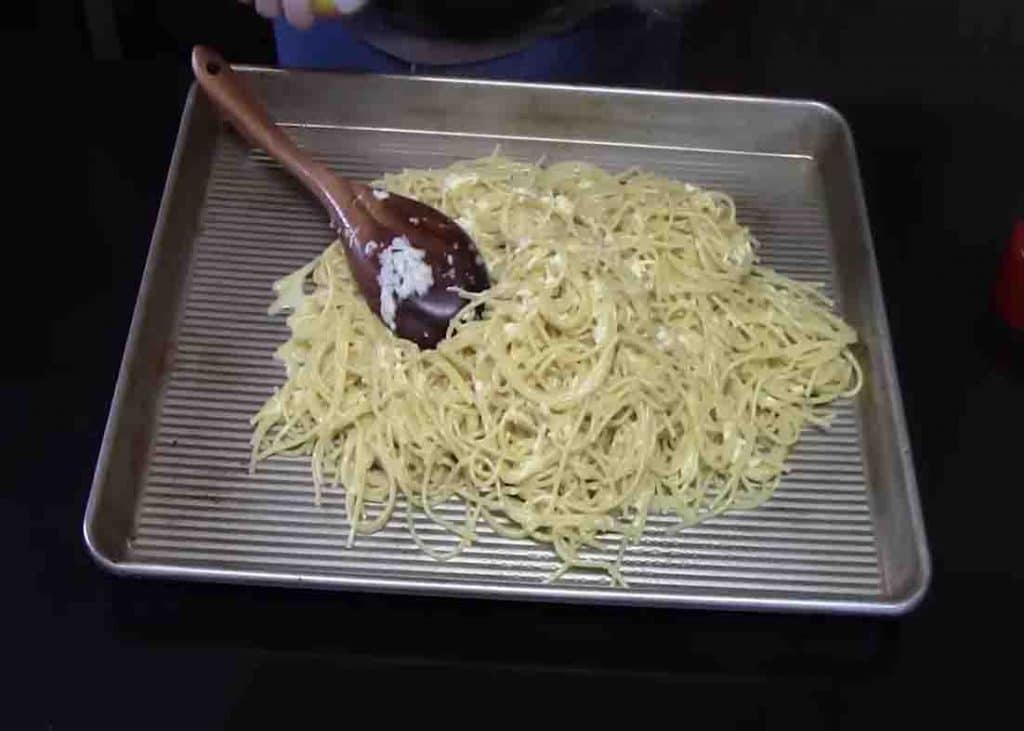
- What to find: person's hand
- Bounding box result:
[240,1,368,31]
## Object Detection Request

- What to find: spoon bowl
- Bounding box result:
[192,46,489,348]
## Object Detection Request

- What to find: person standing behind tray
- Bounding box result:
[238,1,697,88]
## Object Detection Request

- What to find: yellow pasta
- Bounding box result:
[251,155,862,585]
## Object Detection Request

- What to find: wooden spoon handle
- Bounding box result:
[192,46,355,222]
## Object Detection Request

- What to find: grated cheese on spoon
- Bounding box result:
[377,236,434,331]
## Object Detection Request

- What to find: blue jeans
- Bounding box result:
[274,7,683,88]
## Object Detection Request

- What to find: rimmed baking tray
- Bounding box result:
[84,68,929,614]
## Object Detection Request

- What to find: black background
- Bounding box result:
[5,1,1023,727]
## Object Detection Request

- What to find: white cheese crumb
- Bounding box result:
[372,188,390,200]
[514,288,537,315]
[731,436,747,464]
[364,240,379,256]
[475,195,500,212]
[268,258,317,316]
[656,327,672,350]
[377,235,434,331]
[409,217,420,225]
[446,253,454,265]
[444,173,479,192]
[543,252,565,286]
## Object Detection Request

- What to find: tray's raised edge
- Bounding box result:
[98,560,916,616]
[233,65,843,159]
[232,63,837,109]
[812,100,931,613]
[83,82,204,574]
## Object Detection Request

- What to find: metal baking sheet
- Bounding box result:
[84,69,929,614]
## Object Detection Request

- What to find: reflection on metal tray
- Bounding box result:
[84,69,929,614]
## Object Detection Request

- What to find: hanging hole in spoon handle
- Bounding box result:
[190,46,356,223]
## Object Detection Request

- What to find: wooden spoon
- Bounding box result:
[192,46,489,349]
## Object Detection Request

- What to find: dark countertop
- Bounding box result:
[7,2,1023,726]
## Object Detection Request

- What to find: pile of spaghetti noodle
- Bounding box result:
[251,155,861,584]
